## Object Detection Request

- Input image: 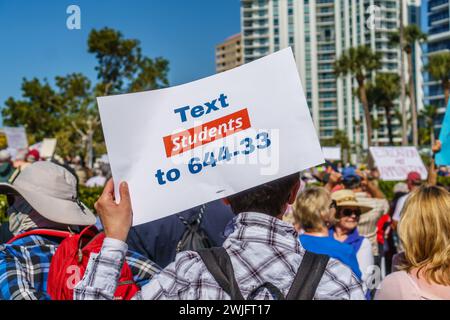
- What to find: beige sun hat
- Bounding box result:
[331,189,373,214]
[0,161,96,226]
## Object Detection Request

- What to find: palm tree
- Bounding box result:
[425,52,450,108]
[366,73,401,145]
[419,105,438,148]
[334,46,382,147]
[390,24,427,147]
[331,129,351,163]
[399,0,407,146]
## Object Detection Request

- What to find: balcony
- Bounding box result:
[431,17,450,26]
[243,23,269,30]
[243,32,269,40]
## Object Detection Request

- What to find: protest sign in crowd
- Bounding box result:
[0,50,448,301]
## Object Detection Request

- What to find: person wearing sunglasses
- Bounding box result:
[329,189,374,298]
[292,187,362,280]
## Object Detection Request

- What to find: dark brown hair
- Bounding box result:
[227,173,300,217]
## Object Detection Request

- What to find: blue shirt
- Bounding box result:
[299,234,362,279]
[328,227,365,254]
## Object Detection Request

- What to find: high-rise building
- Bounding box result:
[423,0,450,132]
[241,0,423,149]
[216,33,243,73]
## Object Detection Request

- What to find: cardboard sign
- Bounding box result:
[98,48,325,225]
[436,100,450,166]
[29,139,57,159]
[40,138,57,158]
[4,127,28,150]
[29,141,43,151]
[322,147,341,161]
[369,147,427,181]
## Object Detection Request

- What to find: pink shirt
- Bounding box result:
[375,270,450,300]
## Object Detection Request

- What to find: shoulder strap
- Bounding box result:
[246,282,285,300]
[178,205,205,226]
[6,229,72,244]
[286,251,330,300]
[197,247,244,300]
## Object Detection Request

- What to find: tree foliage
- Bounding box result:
[334,46,382,147]
[389,24,427,147]
[425,52,450,108]
[2,27,170,164]
[366,73,400,145]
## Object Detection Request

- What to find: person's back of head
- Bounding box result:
[292,187,334,233]
[226,173,300,218]
[406,171,422,191]
[399,184,450,286]
[0,149,11,164]
[341,167,361,190]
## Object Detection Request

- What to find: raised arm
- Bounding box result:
[427,140,441,186]
[74,179,138,300]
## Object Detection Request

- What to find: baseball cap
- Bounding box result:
[342,167,360,181]
[406,171,421,184]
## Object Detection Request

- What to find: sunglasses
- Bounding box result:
[338,208,361,218]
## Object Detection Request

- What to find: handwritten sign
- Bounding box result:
[40,138,57,158]
[4,127,28,150]
[369,147,427,181]
[322,147,341,161]
[98,48,325,225]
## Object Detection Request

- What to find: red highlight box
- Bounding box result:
[163,108,251,158]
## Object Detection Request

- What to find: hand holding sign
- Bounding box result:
[95,179,133,242]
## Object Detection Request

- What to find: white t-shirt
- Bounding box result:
[357,238,374,293]
[392,194,409,222]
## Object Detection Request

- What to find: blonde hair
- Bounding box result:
[399,185,450,286]
[293,187,333,232]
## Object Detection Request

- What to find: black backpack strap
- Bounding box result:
[286,251,330,300]
[247,282,285,300]
[197,247,245,300]
[178,205,205,226]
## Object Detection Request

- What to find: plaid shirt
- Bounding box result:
[75,212,365,300]
[0,232,160,300]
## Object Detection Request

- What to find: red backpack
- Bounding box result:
[7,226,139,300]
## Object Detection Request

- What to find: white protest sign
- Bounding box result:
[40,138,57,158]
[29,141,43,151]
[322,147,341,161]
[98,48,325,226]
[369,147,428,181]
[4,127,28,150]
[28,139,57,158]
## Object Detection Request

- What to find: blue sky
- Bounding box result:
[0,0,241,123]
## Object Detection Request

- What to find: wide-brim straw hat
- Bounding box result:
[0,161,96,226]
[331,189,373,214]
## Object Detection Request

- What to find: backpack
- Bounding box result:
[197,247,330,300]
[7,226,139,300]
[176,205,213,253]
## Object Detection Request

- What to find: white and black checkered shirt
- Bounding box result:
[74,212,365,300]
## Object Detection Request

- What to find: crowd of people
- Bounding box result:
[0,141,448,300]
[0,147,111,189]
